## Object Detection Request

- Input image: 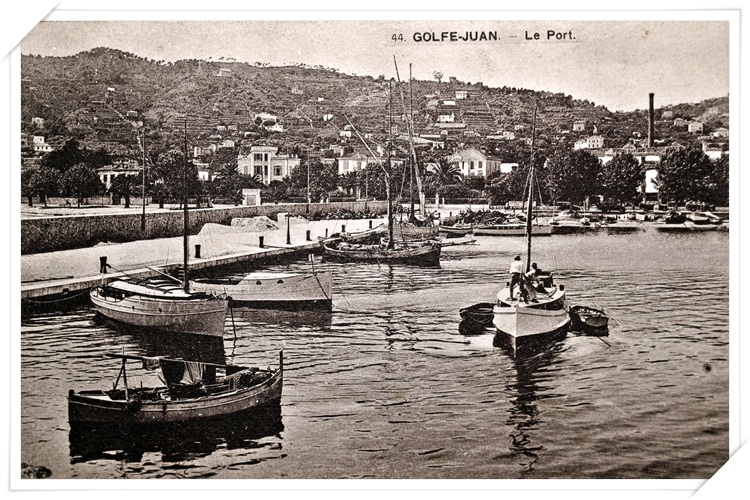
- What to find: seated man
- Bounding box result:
[523,264,540,303]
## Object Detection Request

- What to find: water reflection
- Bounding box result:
[69,403,283,464]
[94,317,227,365]
[230,307,332,329]
[498,332,566,477]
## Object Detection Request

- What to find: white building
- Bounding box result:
[688,121,704,133]
[254,112,278,123]
[574,135,605,150]
[447,147,501,178]
[237,146,300,184]
[337,152,372,175]
[97,164,141,189]
[437,112,455,123]
[32,135,53,153]
[710,127,729,138]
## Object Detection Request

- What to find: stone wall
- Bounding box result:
[21,201,387,254]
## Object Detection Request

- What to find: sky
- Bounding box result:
[20,18,730,112]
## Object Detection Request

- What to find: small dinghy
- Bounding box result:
[458,302,495,334]
[569,305,610,334]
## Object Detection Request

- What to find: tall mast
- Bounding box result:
[140,122,147,232]
[409,63,414,220]
[525,106,538,273]
[182,119,190,292]
[393,57,424,218]
[387,81,394,248]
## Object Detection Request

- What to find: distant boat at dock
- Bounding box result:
[323,239,441,266]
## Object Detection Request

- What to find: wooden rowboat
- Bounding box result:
[68,351,283,426]
[569,305,609,333]
[322,239,441,266]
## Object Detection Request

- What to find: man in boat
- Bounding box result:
[509,255,524,300]
[522,263,540,303]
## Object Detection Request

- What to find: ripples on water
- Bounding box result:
[20,230,729,479]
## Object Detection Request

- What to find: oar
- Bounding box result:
[594,301,622,327]
[594,335,611,348]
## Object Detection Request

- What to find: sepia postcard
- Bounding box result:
[8,3,744,498]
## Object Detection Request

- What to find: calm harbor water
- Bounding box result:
[20,227,729,480]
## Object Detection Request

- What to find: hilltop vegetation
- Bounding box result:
[22,47,727,159]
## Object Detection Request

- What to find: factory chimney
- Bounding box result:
[648,93,655,148]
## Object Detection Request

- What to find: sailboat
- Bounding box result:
[393,59,439,242]
[492,107,570,350]
[90,123,229,337]
[322,80,441,266]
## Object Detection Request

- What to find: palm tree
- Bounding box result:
[426,156,463,198]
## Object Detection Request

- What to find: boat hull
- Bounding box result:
[570,306,610,333]
[68,369,283,426]
[473,225,552,236]
[193,272,333,311]
[90,286,228,337]
[492,287,570,339]
[439,225,472,238]
[394,222,440,240]
[459,302,495,325]
[322,241,441,266]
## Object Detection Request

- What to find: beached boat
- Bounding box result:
[68,351,283,427]
[493,109,570,349]
[193,271,333,311]
[685,212,710,224]
[569,305,610,334]
[90,127,228,337]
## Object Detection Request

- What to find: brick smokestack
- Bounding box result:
[648,93,655,148]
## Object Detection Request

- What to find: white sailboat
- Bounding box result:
[90,124,229,337]
[492,108,570,349]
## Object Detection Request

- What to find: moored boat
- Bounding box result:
[395,220,440,240]
[90,278,228,337]
[323,239,441,266]
[193,271,333,311]
[474,223,552,236]
[459,302,495,326]
[90,126,228,337]
[439,224,473,238]
[569,305,610,334]
[68,351,283,427]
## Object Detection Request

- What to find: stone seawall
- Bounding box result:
[21,201,387,255]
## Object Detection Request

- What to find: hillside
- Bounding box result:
[21,47,729,159]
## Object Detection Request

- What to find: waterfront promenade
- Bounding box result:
[20,214,384,300]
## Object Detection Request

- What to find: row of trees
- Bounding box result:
[477,148,727,208]
[22,139,729,210]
